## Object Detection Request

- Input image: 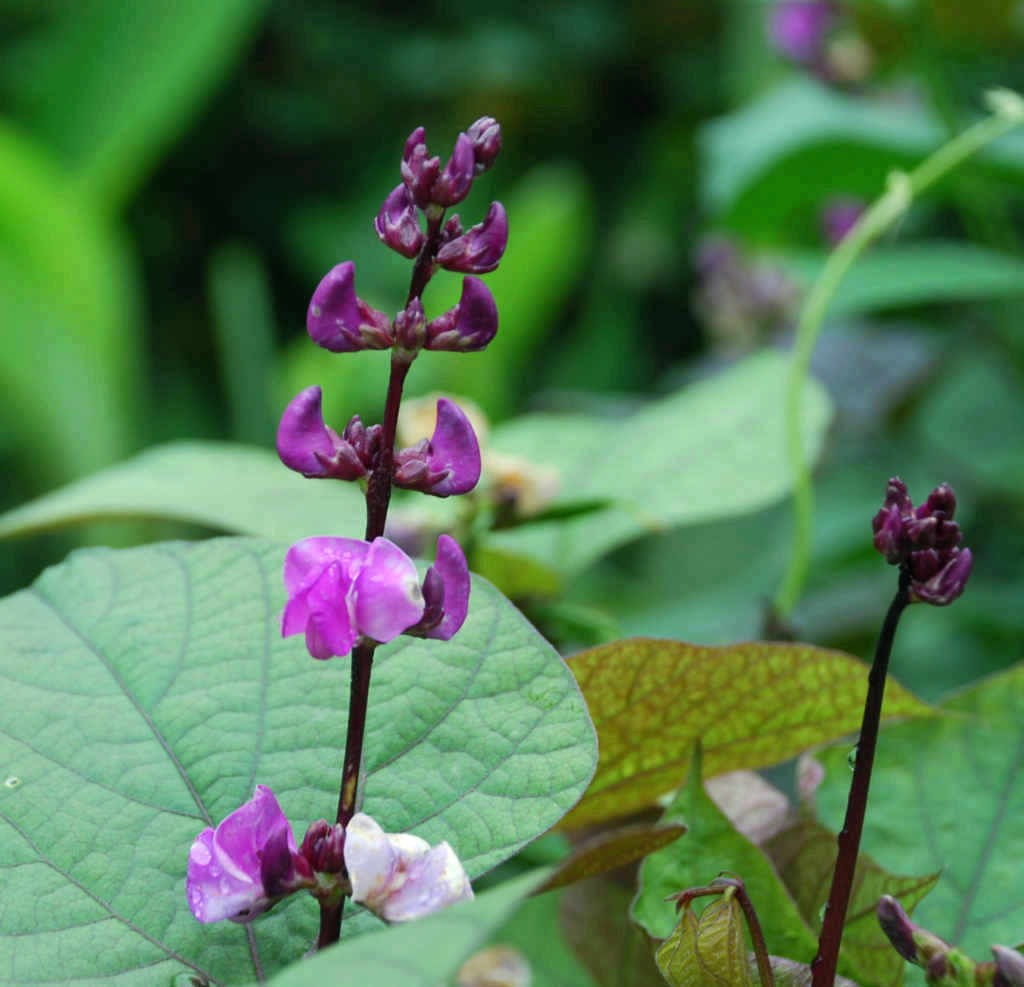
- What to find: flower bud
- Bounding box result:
[300,820,346,875]
[307,262,393,352]
[993,945,1024,987]
[401,127,441,208]
[877,894,952,969]
[769,0,835,66]
[393,398,481,497]
[466,116,502,174]
[277,386,367,480]
[394,298,427,351]
[911,547,972,606]
[436,202,509,274]
[425,276,498,352]
[375,183,425,259]
[430,132,475,207]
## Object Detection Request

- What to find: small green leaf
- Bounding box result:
[487,350,832,575]
[633,748,818,964]
[0,538,596,982]
[532,822,687,895]
[0,442,365,542]
[562,638,932,829]
[814,663,1024,978]
[656,892,755,987]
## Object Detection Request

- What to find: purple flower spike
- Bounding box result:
[430,132,476,208]
[769,1,835,65]
[467,116,502,174]
[376,183,425,259]
[187,786,310,924]
[425,276,499,352]
[307,262,394,353]
[344,812,473,923]
[277,386,367,480]
[393,398,481,497]
[402,126,442,209]
[437,201,509,274]
[871,477,972,606]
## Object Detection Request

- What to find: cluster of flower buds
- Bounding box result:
[187,786,472,926]
[872,477,973,606]
[281,533,469,660]
[878,896,1024,986]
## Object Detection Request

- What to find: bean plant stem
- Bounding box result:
[775,99,1024,616]
[810,567,911,987]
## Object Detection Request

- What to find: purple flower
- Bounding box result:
[307,262,394,353]
[277,386,371,480]
[871,477,973,605]
[343,812,473,923]
[425,276,499,352]
[769,1,835,65]
[430,132,475,208]
[821,197,865,246]
[187,786,310,924]
[466,116,502,174]
[282,534,471,660]
[437,202,509,274]
[401,127,441,209]
[393,398,481,497]
[375,183,425,259]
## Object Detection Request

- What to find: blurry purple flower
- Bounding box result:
[187,786,310,924]
[425,276,499,352]
[344,812,473,923]
[821,197,866,246]
[466,116,502,174]
[769,1,836,65]
[430,132,476,207]
[282,535,470,659]
[394,398,481,497]
[375,183,425,259]
[307,262,393,353]
[437,202,509,274]
[871,477,972,605]
[277,386,369,480]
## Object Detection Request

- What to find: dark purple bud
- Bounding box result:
[307,262,393,352]
[300,820,346,874]
[911,547,972,606]
[442,214,464,240]
[872,477,914,563]
[402,127,441,208]
[342,415,383,469]
[467,116,502,174]
[917,483,957,520]
[993,945,1024,987]
[394,298,426,351]
[821,197,865,246]
[277,387,367,480]
[425,276,498,352]
[393,398,481,497]
[436,201,509,274]
[877,895,919,964]
[375,183,425,259]
[430,133,475,207]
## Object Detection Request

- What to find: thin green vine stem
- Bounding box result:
[774,90,1024,617]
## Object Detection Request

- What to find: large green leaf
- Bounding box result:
[267,869,549,987]
[814,664,1024,985]
[700,77,1024,236]
[20,0,269,211]
[0,538,596,983]
[777,243,1024,319]
[486,349,832,575]
[0,442,365,542]
[562,638,932,829]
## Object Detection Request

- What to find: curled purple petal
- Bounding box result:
[424,535,470,640]
[307,262,393,352]
[375,183,425,259]
[425,276,498,352]
[911,547,972,606]
[187,786,306,924]
[436,201,508,274]
[393,398,481,497]
[430,132,475,207]
[352,538,424,643]
[401,127,441,208]
[277,386,366,480]
[769,0,835,64]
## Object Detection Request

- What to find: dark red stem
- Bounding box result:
[811,566,911,986]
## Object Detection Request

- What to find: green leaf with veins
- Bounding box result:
[0,538,596,984]
[813,663,1024,986]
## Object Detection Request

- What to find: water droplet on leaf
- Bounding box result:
[848,745,858,770]
[4,776,22,789]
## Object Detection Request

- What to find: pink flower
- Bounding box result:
[187,786,310,924]
[281,534,471,660]
[343,813,473,922]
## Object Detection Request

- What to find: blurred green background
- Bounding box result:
[2,0,1023,702]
